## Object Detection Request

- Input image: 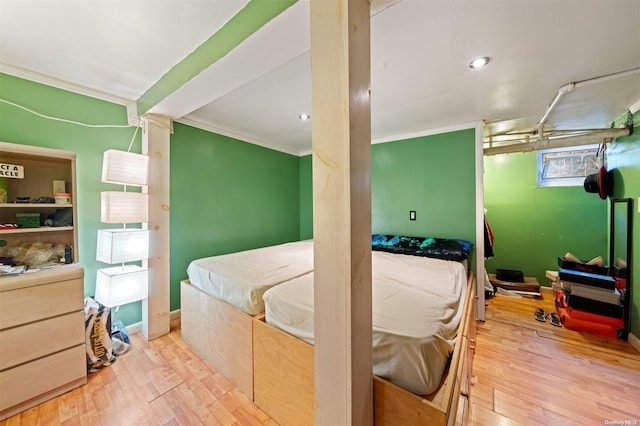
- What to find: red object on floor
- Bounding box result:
[569,308,624,329]
[555,290,621,338]
[556,306,620,338]
[555,290,567,308]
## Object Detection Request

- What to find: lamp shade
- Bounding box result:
[101,191,148,223]
[102,149,149,186]
[95,265,148,307]
[96,229,149,264]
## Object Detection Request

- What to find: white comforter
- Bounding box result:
[186,240,314,315]
[263,250,467,395]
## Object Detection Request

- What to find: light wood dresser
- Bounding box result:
[0,264,87,420]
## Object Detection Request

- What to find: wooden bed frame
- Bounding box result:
[253,272,476,426]
[180,280,255,399]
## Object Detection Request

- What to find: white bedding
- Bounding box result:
[186,240,314,315]
[263,250,467,395]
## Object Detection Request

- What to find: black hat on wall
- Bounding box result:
[584,166,612,200]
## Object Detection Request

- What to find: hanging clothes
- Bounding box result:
[484,215,495,259]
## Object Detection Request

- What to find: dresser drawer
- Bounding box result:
[0,278,84,330]
[0,344,87,413]
[0,310,85,370]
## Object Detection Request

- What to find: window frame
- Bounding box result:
[537,144,605,188]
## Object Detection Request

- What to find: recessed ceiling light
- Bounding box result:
[299,113,311,120]
[469,57,490,69]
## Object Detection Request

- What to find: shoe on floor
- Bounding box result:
[535,308,547,322]
[548,312,562,327]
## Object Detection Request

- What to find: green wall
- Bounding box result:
[299,154,313,240]
[169,123,300,308]
[371,129,476,242]
[0,73,143,325]
[0,73,301,326]
[608,111,640,340]
[484,151,608,286]
[299,128,477,247]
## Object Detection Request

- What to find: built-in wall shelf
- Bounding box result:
[0,226,74,236]
[0,203,72,208]
[0,142,79,262]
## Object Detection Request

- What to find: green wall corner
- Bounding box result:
[299,128,477,251]
[0,72,142,325]
[484,151,608,286]
[1,72,301,326]
[608,111,640,340]
[170,123,300,307]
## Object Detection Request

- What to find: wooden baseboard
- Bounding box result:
[125,309,181,335]
[628,332,640,353]
[540,286,554,296]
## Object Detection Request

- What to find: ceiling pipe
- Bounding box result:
[489,127,610,142]
[536,66,640,141]
[537,82,575,138]
[484,127,630,156]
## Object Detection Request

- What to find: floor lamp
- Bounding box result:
[95,149,150,331]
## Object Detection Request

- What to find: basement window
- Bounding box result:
[537,144,605,187]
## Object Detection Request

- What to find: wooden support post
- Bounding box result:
[475,122,486,321]
[310,0,373,424]
[141,114,171,340]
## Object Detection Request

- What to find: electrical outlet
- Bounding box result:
[409,210,416,221]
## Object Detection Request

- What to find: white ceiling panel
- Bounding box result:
[184,51,312,155]
[1,0,639,154]
[0,0,249,99]
[150,0,311,119]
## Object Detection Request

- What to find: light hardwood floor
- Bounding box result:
[2,290,639,425]
[1,318,277,426]
[469,288,640,425]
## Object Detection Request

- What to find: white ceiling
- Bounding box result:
[1,0,639,156]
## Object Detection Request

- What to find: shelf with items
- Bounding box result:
[0,226,74,235]
[1,203,73,209]
[0,142,79,265]
[552,199,633,341]
[1,205,73,226]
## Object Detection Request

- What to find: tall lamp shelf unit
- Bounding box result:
[0,141,86,420]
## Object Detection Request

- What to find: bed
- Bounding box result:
[264,251,467,395]
[253,235,476,425]
[180,239,314,398]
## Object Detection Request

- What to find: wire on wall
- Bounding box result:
[0,98,137,129]
[1,97,143,153]
[127,126,140,153]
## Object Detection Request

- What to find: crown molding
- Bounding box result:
[371,121,479,146]
[297,121,480,156]
[176,116,301,156]
[0,63,141,126]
